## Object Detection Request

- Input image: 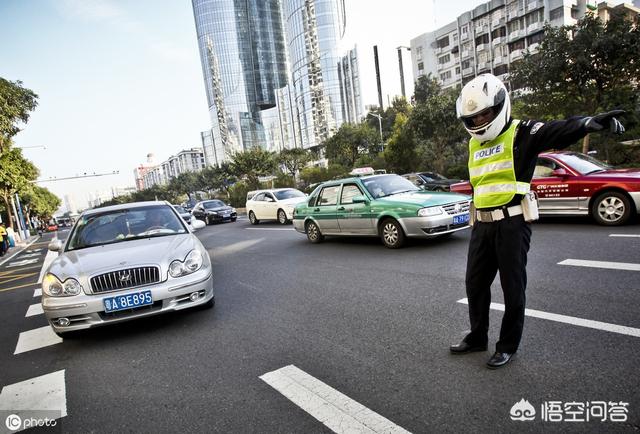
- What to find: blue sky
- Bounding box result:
[2,0,594,210]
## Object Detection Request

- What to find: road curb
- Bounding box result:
[0,236,42,268]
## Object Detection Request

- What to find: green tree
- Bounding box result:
[413,74,442,105]
[324,123,379,168]
[0,148,39,229]
[21,185,61,224]
[299,164,349,191]
[168,172,201,198]
[365,97,412,143]
[509,12,640,155]
[383,113,418,174]
[277,148,311,178]
[199,164,236,198]
[229,147,277,189]
[0,78,38,153]
[410,87,468,176]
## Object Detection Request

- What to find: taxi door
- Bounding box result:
[532,157,580,213]
[309,185,340,233]
[336,183,375,234]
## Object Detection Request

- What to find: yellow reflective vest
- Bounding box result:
[468,120,530,209]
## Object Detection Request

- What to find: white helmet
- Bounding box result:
[456,73,511,142]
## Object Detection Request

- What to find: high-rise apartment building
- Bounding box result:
[409,0,611,90]
[338,46,364,124]
[141,148,206,188]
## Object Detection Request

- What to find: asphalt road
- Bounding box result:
[0,218,638,433]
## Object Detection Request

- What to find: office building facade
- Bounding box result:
[409,0,607,90]
[192,0,290,155]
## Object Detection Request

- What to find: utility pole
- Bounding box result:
[396,46,411,99]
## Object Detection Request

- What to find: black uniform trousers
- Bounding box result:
[464,214,531,354]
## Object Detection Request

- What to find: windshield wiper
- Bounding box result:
[585,169,606,175]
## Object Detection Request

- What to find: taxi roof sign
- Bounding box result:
[349,167,376,176]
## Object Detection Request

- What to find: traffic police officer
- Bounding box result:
[449,73,625,369]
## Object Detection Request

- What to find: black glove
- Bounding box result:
[585,110,626,134]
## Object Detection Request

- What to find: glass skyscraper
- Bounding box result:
[192,0,289,155]
[282,0,347,149]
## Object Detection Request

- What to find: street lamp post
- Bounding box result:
[368,113,384,151]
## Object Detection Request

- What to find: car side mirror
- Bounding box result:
[190,219,206,231]
[551,168,569,177]
[418,184,427,190]
[352,195,370,204]
[48,239,63,252]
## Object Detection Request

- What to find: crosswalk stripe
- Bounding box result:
[457,298,640,337]
[25,303,44,317]
[33,288,42,297]
[558,259,640,271]
[14,326,62,355]
[245,228,293,231]
[609,234,640,238]
[0,370,67,429]
[260,365,411,434]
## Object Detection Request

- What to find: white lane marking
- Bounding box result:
[457,298,640,338]
[7,259,39,267]
[260,365,411,434]
[19,252,42,258]
[25,303,43,317]
[0,370,67,425]
[214,238,264,257]
[558,259,640,272]
[609,234,640,238]
[33,287,42,297]
[245,228,293,231]
[38,250,59,283]
[14,326,63,355]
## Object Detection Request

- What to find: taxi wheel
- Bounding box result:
[249,211,259,225]
[380,218,405,249]
[277,209,288,225]
[305,221,324,243]
[591,191,631,226]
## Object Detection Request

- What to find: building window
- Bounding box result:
[436,36,450,48]
[461,25,468,35]
[528,32,544,45]
[462,59,472,69]
[416,46,423,61]
[509,40,526,51]
[549,7,564,21]
[455,66,461,75]
[440,70,452,81]
[494,64,509,76]
[438,54,450,65]
[417,61,424,71]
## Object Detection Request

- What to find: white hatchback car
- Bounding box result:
[246,188,307,225]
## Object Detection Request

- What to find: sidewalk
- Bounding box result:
[0,236,41,267]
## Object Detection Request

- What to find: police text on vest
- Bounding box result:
[474,143,504,161]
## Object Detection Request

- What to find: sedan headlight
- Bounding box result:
[43,274,83,297]
[418,207,443,217]
[169,249,204,277]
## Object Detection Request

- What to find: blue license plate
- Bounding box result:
[104,290,153,313]
[453,213,470,225]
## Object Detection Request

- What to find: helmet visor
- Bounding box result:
[461,107,497,130]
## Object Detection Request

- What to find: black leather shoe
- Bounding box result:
[486,352,515,369]
[450,340,487,354]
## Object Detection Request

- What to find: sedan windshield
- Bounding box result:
[274,189,305,200]
[204,200,225,209]
[555,152,612,175]
[67,205,187,251]
[173,206,187,213]
[362,175,420,198]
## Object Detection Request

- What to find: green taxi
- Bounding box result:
[293,173,471,248]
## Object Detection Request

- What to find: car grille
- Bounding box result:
[91,267,160,293]
[442,201,470,215]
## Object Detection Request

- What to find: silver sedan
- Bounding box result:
[43,201,213,336]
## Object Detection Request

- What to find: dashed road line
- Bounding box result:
[25,303,44,317]
[0,280,40,293]
[609,234,640,238]
[33,287,42,297]
[457,298,640,338]
[0,370,67,426]
[245,228,293,231]
[260,365,411,434]
[558,259,640,272]
[14,326,63,355]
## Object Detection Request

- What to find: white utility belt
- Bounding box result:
[475,205,523,223]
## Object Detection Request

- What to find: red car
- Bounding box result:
[450,151,640,226]
[46,224,58,232]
